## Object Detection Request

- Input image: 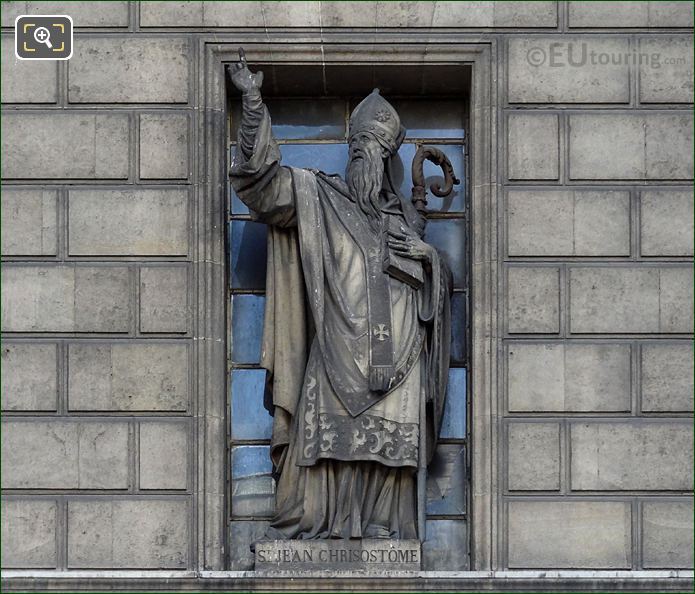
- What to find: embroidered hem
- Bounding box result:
[300,411,419,467]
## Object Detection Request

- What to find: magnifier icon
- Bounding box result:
[33,26,53,49]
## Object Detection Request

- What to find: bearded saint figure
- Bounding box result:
[229,50,451,541]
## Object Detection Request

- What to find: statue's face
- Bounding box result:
[346,132,387,229]
[349,132,389,163]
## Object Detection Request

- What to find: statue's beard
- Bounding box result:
[346,144,385,231]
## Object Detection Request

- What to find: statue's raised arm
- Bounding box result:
[228,48,297,227]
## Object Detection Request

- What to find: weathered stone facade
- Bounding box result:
[1,1,693,591]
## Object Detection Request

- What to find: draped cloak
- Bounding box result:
[230,92,451,539]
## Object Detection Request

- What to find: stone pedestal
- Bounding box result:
[255,539,421,571]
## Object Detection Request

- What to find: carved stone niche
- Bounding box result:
[203,41,496,576]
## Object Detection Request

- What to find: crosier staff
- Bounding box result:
[409,146,459,540]
[411,145,461,219]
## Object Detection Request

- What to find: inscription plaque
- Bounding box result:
[255,540,421,571]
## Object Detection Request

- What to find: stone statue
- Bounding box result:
[228,49,453,541]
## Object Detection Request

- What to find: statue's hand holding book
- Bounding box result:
[383,218,427,289]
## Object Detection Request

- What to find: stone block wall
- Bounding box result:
[1,2,194,570]
[1,0,692,576]
[502,3,694,570]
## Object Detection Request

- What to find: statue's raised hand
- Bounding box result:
[228,48,264,94]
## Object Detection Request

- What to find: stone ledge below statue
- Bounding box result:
[254,539,421,571]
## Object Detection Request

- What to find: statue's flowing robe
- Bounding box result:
[230,92,451,539]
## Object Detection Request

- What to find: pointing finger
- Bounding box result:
[238,47,247,65]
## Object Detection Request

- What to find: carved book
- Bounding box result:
[382,218,424,289]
